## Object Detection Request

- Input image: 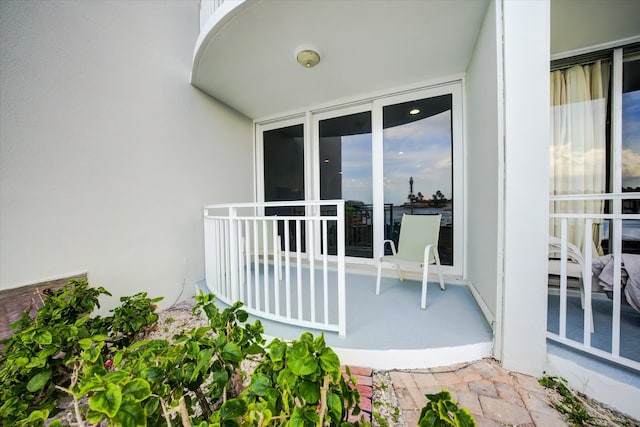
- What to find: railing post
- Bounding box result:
[229,206,239,302]
[337,200,346,336]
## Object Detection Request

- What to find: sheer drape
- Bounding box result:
[550,60,610,254]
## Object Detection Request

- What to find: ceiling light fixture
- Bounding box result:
[409,108,420,115]
[296,49,321,68]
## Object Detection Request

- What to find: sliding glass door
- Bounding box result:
[381,94,454,265]
[258,83,463,273]
[315,107,373,258]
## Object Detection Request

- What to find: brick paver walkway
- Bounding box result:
[343,365,374,422]
[390,358,567,426]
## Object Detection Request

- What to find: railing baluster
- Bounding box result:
[273,219,280,316]
[262,220,270,314]
[559,219,568,339]
[612,218,622,357]
[322,219,329,324]
[284,219,291,319]
[244,219,251,306]
[309,216,316,323]
[583,219,593,348]
[253,220,260,311]
[296,219,303,321]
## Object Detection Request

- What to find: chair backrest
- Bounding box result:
[548,235,584,266]
[396,214,442,263]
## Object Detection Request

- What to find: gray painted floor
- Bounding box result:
[199,269,493,351]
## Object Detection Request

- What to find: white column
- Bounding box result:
[498,0,550,377]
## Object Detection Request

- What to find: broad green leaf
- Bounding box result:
[122,378,151,402]
[301,406,320,424]
[454,408,477,427]
[326,392,342,424]
[27,369,52,392]
[19,409,49,424]
[290,355,318,377]
[76,375,106,396]
[418,409,439,427]
[221,342,243,364]
[268,339,286,362]
[82,346,101,363]
[319,348,340,373]
[437,401,455,425]
[212,368,229,388]
[33,330,52,345]
[244,342,263,355]
[220,398,247,421]
[250,373,271,396]
[104,370,129,384]
[314,334,327,353]
[299,332,314,344]
[85,409,105,424]
[144,397,160,416]
[297,379,320,404]
[140,367,163,382]
[289,341,308,360]
[113,401,146,427]
[288,407,306,427]
[276,368,297,388]
[89,383,122,418]
[113,351,124,366]
[236,310,249,322]
[193,326,210,340]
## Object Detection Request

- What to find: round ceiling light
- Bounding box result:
[409,108,421,115]
[296,49,321,68]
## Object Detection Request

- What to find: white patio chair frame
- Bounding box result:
[548,235,594,333]
[375,214,445,309]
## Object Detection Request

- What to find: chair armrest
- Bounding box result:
[381,239,397,256]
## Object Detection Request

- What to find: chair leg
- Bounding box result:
[376,262,382,295]
[421,263,429,309]
[433,249,445,291]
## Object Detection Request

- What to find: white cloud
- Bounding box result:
[622,148,640,178]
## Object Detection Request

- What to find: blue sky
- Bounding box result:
[623,90,640,189]
[338,111,452,206]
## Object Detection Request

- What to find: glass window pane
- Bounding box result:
[319,111,372,258]
[263,124,305,202]
[382,94,453,265]
[263,124,305,250]
[622,55,640,253]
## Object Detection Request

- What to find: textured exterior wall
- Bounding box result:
[0,0,253,310]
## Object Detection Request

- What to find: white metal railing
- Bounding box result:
[548,192,640,371]
[204,200,346,335]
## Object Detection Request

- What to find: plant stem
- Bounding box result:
[179,396,192,427]
[317,374,330,427]
[195,387,213,420]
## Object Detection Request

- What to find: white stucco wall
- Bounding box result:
[0,1,253,309]
[500,0,550,376]
[465,0,501,326]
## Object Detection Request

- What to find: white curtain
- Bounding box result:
[550,60,610,254]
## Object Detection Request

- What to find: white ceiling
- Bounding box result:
[192,0,640,120]
[191,0,489,120]
[550,0,640,56]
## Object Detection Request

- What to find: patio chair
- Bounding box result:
[375,214,445,309]
[548,235,593,332]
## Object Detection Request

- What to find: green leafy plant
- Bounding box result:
[0,278,161,425]
[539,376,595,426]
[238,332,367,427]
[418,390,476,427]
[2,284,371,427]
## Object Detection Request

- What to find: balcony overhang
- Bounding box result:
[191,0,489,120]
